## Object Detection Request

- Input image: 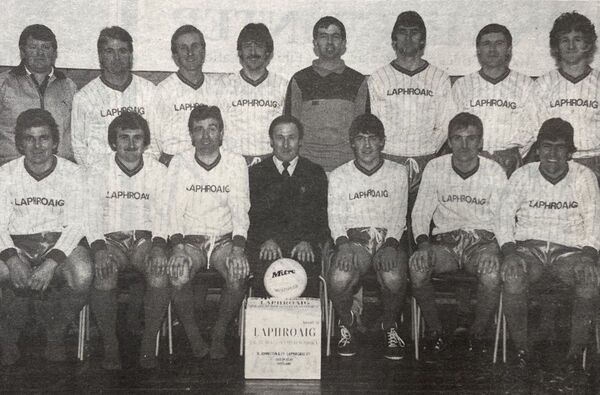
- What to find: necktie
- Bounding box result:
[282,161,290,177]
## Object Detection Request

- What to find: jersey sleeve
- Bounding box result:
[283,77,302,118]
[517,79,540,158]
[228,156,250,245]
[433,76,456,153]
[85,167,106,246]
[411,161,438,241]
[386,166,408,242]
[354,78,370,117]
[71,92,89,167]
[52,167,86,260]
[151,163,169,242]
[327,170,348,242]
[495,171,525,248]
[578,169,600,250]
[0,172,16,255]
[164,155,187,245]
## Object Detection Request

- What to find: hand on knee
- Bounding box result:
[373,246,402,272]
[573,258,599,287]
[409,243,433,274]
[476,251,500,276]
[501,254,527,284]
[333,244,358,272]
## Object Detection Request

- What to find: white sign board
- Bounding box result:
[244,297,321,380]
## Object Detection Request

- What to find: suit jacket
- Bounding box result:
[248,155,329,255]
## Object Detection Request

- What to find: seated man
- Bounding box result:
[248,115,328,297]
[87,112,169,370]
[0,109,91,365]
[327,113,409,360]
[165,105,250,359]
[498,118,600,370]
[410,112,506,355]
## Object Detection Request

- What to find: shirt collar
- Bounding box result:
[312,59,346,76]
[273,155,299,176]
[24,65,54,79]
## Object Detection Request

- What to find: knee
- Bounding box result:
[327,268,355,293]
[379,270,408,293]
[409,270,430,288]
[479,271,500,290]
[502,275,526,295]
[225,277,246,293]
[146,274,168,289]
[575,284,599,299]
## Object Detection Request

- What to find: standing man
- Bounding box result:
[154,25,224,166]
[369,11,455,207]
[284,16,369,173]
[452,24,538,176]
[327,113,409,360]
[0,24,77,164]
[410,112,506,354]
[248,115,328,297]
[165,105,250,360]
[498,118,600,370]
[0,109,91,366]
[71,26,156,168]
[87,112,170,370]
[221,23,288,166]
[535,12,600,179]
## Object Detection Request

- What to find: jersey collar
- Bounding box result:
[115,155,144,177]
[558,66,592,84]
[353,159,384,176]
[177,71,205,90]
[240,69,268,87]
[452,157,479,180]
[100,73,133,92]
[195,152,221,171]
[390,60,429,77]
[478,68,510,85]
[24,155,57,182]
[539,163,569,185]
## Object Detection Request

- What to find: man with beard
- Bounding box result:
[369,11,455,210]
[535,12,600,181]
[0,24,78,164]
[71,26,156,168]
[153,25,224,166]
[220,23,288,166]
[0,109,91,366]
[452,24,538,176]
[284,16,369,173]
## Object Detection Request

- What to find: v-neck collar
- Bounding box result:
[452,158,479,180]
[195,152,221,171]
[539,163,569,185]
[354,159,384,176]
[240,70,268,87]
[100,73,133,92]
[177,71,205,90]
[25,156,57,182]
[479,68,510,85]
[390,60,429,77]
[558,66,592,84]
[115,155,143,177]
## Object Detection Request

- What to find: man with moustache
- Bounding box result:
[221,23,288,166]
[0,24,78,164]
[71,26,156,168]
[154,25,224,166]
[452,24,538,176]
[248,115,328,297]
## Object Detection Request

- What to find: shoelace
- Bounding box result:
[338,325,352,347]
[434,336,445,351]
[387,327,405,348]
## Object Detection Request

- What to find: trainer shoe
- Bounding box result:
[337,323,357,357]
[427,331,447,354]
[383,325,405,360]
[516,349,528,370]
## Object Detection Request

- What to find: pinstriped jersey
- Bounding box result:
[0,156,85,257]
[452,70,538,155]
[220,71,287,156]
[535,68,600,159]
[165,149,250,238]
[412,155,506,240]
[497,161,600,250]
[369,61,456,157]
[86,153,168,244]
[328,159,408,243]
[71,74,156,168]
[153,72,224,158]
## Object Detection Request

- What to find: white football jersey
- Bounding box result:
[369,61,456,157]
[328,159,408,243]
[535,68,600,159]
[412,155,507,239]
[0,156,85,257]
[71,74,156,168]
[497,161,600,249]
[153,72,224,158]
[86,153,168,243]
[220,71,287,156]
[452,70,538,156]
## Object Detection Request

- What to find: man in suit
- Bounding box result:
[248,115,329,297]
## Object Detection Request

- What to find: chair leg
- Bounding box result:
[583,347,587,370]
[326,300,333,357]
[239,297,246,357]
[412,298,420,361]
[502,314,507,363]
[493,293,503,364]
[78,306,84,361]
[596,321,599,354]
[167,302,173,356]
[155,328,160,357]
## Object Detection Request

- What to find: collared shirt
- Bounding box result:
[25,65,55,79]
[312,59,346,76]
[273,155,299,176]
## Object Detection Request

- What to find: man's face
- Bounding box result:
[392,25,424,58]
[351,132,384,166]
[99,38,133,75]
[477,32,511,69]
[172,32,205,72]
[270,122,301,163]
[557,30,591,65]
[313,24,346,61]
[20,37,56,74]
[114,128,145,164]
[537,138,570,176]
[190,118,223,154]
[239,40,270,73]
[20,125,57,165]
[448,125,482,163]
